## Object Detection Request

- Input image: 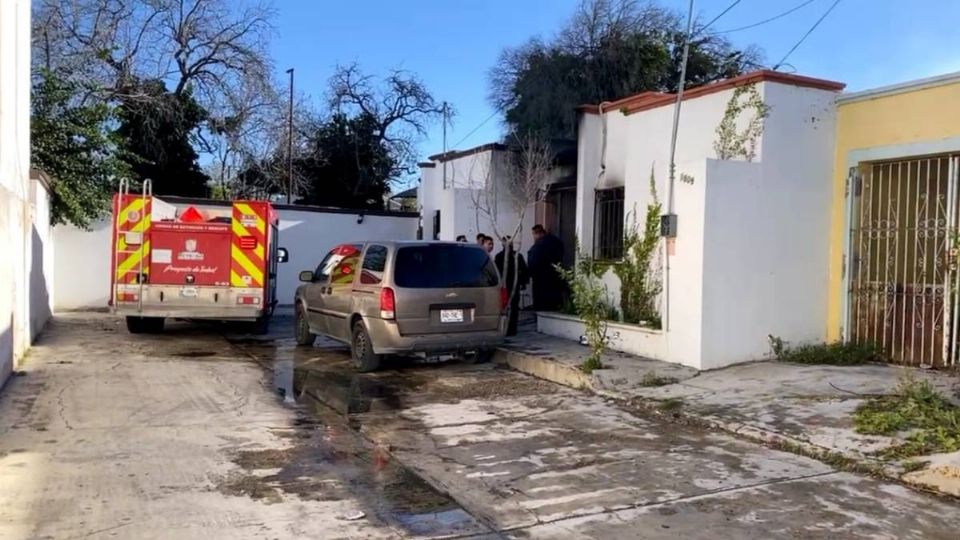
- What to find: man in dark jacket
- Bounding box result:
[527,224,565,311]
[495,238,529,336]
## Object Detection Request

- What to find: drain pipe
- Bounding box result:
[663,0,695,333]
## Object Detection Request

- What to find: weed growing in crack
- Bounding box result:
[580,356,604,374]
[853,373,960,459]
[639,371,679,387]
[657,397,684,412]
[768,335,883,365]
[900,459,929,473]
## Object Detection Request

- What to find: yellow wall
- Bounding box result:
[827,80,960,340]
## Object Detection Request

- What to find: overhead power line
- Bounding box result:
[716,0,817,34]
[773,0,843,70]
[451,109,499,149]
[698,0,743,34]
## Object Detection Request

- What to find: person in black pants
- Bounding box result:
[527,224,565,311]
[495,238,529,336]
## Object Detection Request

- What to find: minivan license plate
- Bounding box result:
[440,309,464,323]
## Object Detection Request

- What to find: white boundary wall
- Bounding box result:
[0,0,33,388]
[54,203,418,310]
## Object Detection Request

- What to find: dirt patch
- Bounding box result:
[234,448,292,470]
[424,374,559,402]
[218,475,283,504]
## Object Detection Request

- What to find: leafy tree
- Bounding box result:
[489,0,761,139]
[31,70,129,228]
[115,80,210,197]
[297,113,396,209]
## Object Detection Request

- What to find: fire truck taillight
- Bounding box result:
[117,292,139,303]
[237,296,261,305]
[239,236,257,250]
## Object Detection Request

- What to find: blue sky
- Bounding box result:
[271,0,960,167]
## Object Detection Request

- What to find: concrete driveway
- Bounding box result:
[1,313,958,539]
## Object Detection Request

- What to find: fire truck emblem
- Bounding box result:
[177,238,204,261]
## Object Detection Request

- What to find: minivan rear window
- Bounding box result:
[394,245,499,288]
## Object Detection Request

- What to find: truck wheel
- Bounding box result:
[249,316,270,336]
[127,316,164,334]
[463,348,495,364]
[351,321,381,373]
[294,305,316,347]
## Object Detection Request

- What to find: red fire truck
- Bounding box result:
[109,179,288,334]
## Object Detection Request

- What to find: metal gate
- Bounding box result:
[847,155,960,367]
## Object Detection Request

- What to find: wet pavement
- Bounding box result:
[235,315,960,539]
[2,313,959,539]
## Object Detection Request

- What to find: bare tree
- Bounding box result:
[328,63,446,180]
[33,0,275,113]
[469,136,554,328]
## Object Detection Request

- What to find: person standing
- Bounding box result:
[527,224,565,311]
[495,238,529,336]
[481,235,495,255]
[476,233,486,245]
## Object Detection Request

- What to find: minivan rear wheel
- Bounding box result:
[351,321,381,372]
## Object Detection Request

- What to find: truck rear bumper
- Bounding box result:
[114,307,264,320]
[364,317,504,355]
[113,284,266,320]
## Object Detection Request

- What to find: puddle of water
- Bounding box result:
[228,324,490,537]
[292,368,404,415]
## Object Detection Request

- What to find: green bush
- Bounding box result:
[769,336,882,366]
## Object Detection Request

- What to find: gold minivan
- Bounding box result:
[294,241,506,371]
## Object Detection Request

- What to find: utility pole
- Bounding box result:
[286,67,295,204]
[663,0,695,333]
[442,101,449,189]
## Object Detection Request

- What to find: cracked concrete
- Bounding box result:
[234,321,959,539]
[4,313,958,539]
[0,315,480,539]
[498,330,960,493]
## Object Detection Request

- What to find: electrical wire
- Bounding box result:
[698,0,743,34]
[451,109,498,149]
[715,0,817,34]
[773,0,843,69]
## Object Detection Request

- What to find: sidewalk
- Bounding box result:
[496,331,960,498]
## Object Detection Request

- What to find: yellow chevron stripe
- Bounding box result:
[116,217,150,252]
[235,202,266,235]
[230,269,246,287]
[116,198,144,228]
[116,240,150,280]
[231,244,264,285]
[230,220,265,261]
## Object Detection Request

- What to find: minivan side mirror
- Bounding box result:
[298,270,314,283]
[277,247,289,263]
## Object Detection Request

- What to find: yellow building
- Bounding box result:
[828,72,960,367]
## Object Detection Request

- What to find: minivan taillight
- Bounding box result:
[380,287,396,320]
[500,287,508,311]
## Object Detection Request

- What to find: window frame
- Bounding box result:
[593,187,625,261]
[359,244,388,286]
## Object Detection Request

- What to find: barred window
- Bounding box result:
[594,187,624,260]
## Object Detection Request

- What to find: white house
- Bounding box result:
[417,142,577,260]
[539,70,847,370]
